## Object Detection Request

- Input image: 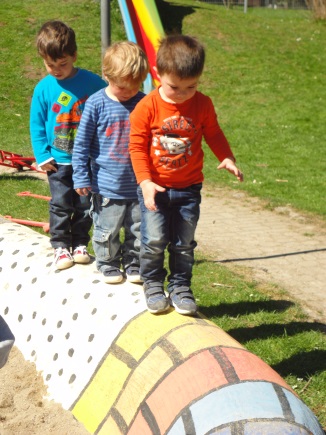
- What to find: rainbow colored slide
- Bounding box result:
[117,0,165,92]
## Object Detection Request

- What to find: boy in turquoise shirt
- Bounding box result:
[30,21,106,270]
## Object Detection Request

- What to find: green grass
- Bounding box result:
[0,0,325,429]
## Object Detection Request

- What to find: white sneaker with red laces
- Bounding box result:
[73,245,90,264]
[54,247,74,270]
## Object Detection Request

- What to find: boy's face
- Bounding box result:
[157,73,199,104]
[43,53,77,80]
[106,78,140,102]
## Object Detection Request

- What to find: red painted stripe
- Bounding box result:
[126,0,159,83]
[224,347,295,393]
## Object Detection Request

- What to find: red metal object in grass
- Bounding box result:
[0,149,44,173]
[4,216,50,233]
[17,191,51,201]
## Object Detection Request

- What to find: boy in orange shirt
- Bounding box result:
[129,35,243,315]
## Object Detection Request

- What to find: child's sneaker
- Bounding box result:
[73,245,90,264]
[144,282,169,314]
[54,247,74,270]
[102,266,123,284]
[169,286,197,316]
[125,265,143,283]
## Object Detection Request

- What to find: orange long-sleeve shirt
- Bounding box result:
[129,88,235,189]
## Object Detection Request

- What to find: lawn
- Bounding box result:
[0,0,325,429]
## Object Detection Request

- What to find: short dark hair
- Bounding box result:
[156,35,205,79]
[36,21,77,60]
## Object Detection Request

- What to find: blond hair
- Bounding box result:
[102,41,149,85]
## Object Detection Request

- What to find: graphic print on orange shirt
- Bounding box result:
[152,115,197,171]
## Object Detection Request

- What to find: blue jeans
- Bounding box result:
[137,183,202,292]
[90,193,141,272]
[47,164,92,250]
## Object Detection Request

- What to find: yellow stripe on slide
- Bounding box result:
[102,346,173,430]
[72,354,131,433]
[132,0,164,50]
[99,416,121,435]
[167,324,243,357]
[116,310,197,360]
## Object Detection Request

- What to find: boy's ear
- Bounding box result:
[73,51,77,62]
[153,66,160,80]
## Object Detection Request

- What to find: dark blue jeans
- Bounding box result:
[47,164,92,250]
[137,183,202,292]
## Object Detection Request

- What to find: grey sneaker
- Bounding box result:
[144,282,169,314]
[125,265,143,283]
[102,266,123,284]
[169,286,197,316]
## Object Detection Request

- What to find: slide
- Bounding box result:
[117,0,165,93]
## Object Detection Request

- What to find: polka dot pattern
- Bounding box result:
[0,222,146,409]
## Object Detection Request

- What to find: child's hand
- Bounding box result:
[218,158,244,182]
[75,187,91,196]
[140,180,166,211]
[40,161,57,172]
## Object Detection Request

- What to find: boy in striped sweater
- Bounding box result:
[72,41,149,284]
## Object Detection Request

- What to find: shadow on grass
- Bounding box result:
[0,174,46,182]
[271,349,326,379]
[200,301,326,377]
[155,0,196,34]
[226,321,326,377]
[200,299,295,318]
[215,249,326,262]
[227,321,326,342]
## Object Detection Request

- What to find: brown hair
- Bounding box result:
[102,41,149,86]
[36,21,77,60]
[156,35,205,79]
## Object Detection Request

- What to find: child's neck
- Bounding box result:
[105,86,119,102]
[158,87,177,104]
[66,67,78,79]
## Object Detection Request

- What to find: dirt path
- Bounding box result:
[196,186,326,323]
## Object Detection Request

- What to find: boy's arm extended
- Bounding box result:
[203,97,243,182]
